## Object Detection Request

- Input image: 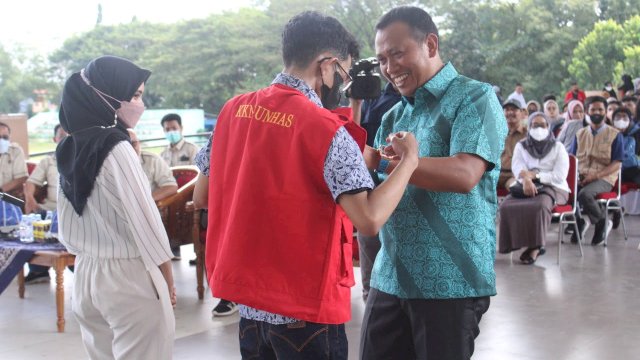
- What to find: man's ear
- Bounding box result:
[425,33,439,58]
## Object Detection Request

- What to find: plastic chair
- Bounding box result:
[555,155,583,264]
[596,169,628,246]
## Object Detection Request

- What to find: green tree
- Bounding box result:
[569,15,640,90]
[0,45,58,114]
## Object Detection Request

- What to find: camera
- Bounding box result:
[346,57,382,100]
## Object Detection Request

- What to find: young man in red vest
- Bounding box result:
[193,11,418,359]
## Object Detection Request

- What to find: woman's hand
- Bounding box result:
[170,286,177,308]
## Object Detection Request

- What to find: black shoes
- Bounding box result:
[591,219,606,246]
[212,300,238,317]
[612,211,621,230]
[570,218,588,244]
[520,247,546,265]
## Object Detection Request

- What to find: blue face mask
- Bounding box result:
[0,139,9,154]
[165,131,182,144]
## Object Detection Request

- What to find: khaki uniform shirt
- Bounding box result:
[26,155,58,211]
[0,143,28,191]
[501,126,528,172]
[140,151,177,193]
[160,139,199,167]
[498,126,527,188]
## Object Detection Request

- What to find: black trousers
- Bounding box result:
[360,288,490,360]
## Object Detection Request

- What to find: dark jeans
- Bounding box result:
[239,317,347,360]
[360,288,490,360]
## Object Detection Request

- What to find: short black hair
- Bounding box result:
[0,121,10,133]
[54,124,62,137]
[612,107,632,120]
[376,6,439,42]
[621,95,637,103]
[607,100,621,108]
[542,94,556,102]
[161,113,182,127]
[282,11,358,68]
[585,96,607,111]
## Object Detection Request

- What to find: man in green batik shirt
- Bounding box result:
[360,6,507,360]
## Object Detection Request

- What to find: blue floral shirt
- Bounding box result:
[195,73,374,323]
[372,62,507,299]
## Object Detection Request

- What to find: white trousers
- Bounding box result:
[72,255,175,360]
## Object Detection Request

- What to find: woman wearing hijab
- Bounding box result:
[56,56,176,359]
[499,112,570,264]
[526,100,541,115]
[543,99,564,134]
[557,100,587,150]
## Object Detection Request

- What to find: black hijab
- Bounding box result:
[520,112,556,160]
[56,56,151,215]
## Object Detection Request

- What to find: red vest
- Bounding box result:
[207,84,365,324]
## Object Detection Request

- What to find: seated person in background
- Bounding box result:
[0,122,28,198]
[612,107,640,229]
[543,99,564,133]
[160,113,200,167]
[612,108,640,185]
[159,113,198,259]
[23,124,68,284]
[606,99,620,126]
[621,96,637,123]
[25,124,67,214]
[499,99,527,189]
[569,96,623,245]
[564,81,586,105]
[557,100,587,150]
[128,129,178,202]
[499,112,570,264]
[527,100,541,115]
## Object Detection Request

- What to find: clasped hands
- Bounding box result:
[378,131,419,162]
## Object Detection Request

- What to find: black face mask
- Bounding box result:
[590,114,605,125]
[321,71,343,110]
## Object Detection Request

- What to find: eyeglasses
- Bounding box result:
[318,57,353,92]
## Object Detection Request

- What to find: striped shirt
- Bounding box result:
[57,142,173,267]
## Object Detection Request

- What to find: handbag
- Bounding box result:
[509,180,544,199]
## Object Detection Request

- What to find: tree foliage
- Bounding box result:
[4,0,640,114]
[569,15,640,90]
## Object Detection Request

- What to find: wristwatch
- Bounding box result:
[534,172,541,180]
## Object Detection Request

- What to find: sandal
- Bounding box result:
[519,248,533,262]
[521,247,546,265]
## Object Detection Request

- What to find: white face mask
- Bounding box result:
[614,119,630,130]
[529,128,549,141]
[0,139,9,154]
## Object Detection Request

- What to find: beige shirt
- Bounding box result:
[140,151,177,193]
[0,143,28,189]
[501,126,528,172]
[160,139,199,167]
[27,155,58,211]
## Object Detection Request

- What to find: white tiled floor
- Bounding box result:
[1,214,640,359]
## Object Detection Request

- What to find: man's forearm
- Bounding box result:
[2,176,27,193]
[597,161,621,180]
[386,154,488,193]
[152,185,178,202]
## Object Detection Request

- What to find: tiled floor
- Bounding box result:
[1,214,639,359]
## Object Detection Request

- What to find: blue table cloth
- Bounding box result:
[0,238,66,294]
